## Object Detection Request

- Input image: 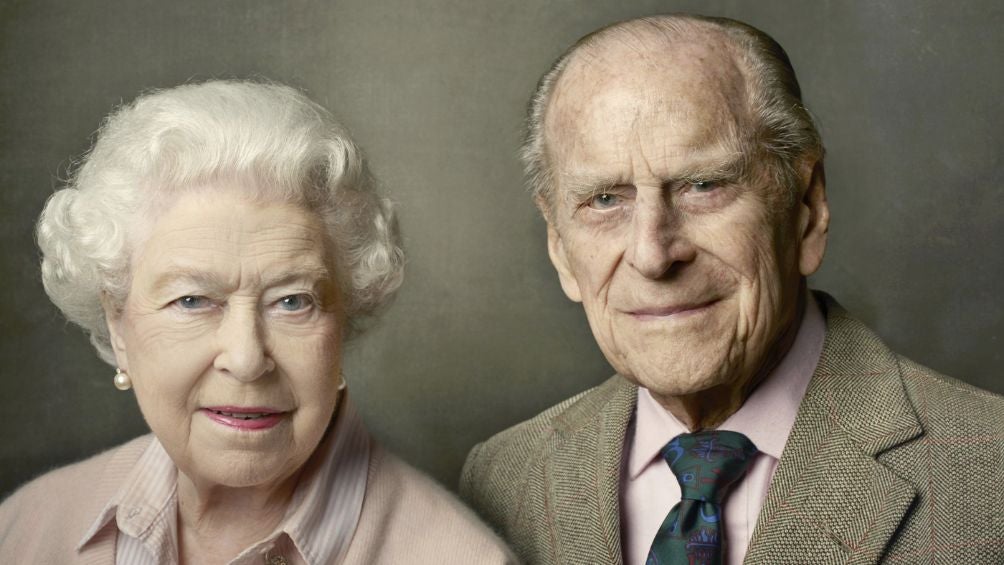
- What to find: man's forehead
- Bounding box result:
[548,38,748,139]
[547,31,748,128]
[543,35,751,170]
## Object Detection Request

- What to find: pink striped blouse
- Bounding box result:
[78,398,370,565]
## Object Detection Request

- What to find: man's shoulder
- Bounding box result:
[820,292,1004,433]
[457,376,633,563]
[809,296,1004,562]
[895,355,1004,435]
[879,358,1004,561]
[461,376,632,489]
[0,434,153,555]
[346,444,516,564]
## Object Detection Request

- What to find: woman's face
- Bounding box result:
[106,189,344,490]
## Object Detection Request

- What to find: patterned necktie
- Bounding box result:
[646,430,758,565]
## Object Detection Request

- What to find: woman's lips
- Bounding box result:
[201,406,286,430]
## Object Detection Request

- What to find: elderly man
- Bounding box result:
[460,14,1004,565]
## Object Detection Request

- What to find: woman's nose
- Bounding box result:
[213,307,275,381]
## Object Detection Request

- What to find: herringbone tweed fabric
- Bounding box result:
[460,294,1004,564]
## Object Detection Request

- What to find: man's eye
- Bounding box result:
[174,296,211,309]
[588,193,622,210]
[278,294,314,312]
[690,180,719,193]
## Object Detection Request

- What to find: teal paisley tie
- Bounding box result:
[646,430,758,565]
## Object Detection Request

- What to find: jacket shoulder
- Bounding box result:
[345,445,517,564]
[463,385,595,480]
[458,376,631,535]
[461,378,620,486]
[896,355,1004,432]
[879,357,1004,562]
[0,435,152,557]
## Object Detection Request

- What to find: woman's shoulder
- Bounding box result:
[344,444,518,564]
[0,434,154,556]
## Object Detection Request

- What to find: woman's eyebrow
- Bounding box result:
[150,268,228,294]
[150,264,334,293]
[259,264,333,289]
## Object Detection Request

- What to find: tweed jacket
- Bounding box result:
[460,297,1004,564]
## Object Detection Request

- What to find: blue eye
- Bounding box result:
[175,296,210,309]
[691,180,719,193]
[278,294,313,312]
[588,193,621,210]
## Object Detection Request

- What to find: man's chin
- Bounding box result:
[624,371,728,399]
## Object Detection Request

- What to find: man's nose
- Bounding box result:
[625,196,696,279]
[214,306,275,382]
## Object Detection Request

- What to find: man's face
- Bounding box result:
[543,39,826,403]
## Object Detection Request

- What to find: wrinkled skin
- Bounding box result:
[104,188,344,561]
[542,34,829,429]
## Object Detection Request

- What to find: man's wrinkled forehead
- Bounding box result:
[544,29,751,150]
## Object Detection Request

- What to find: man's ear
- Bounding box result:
[546,222,583,303]
[100,292,130,371]
[796,158,829,277]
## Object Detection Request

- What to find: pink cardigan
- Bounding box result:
[0,435,517,564]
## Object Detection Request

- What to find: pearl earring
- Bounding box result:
[113,368,132,391]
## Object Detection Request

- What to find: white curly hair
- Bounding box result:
[36,80,405,365]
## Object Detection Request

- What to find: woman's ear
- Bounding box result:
[100,292,130,371]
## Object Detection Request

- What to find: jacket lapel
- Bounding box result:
[543,376,636,565]
[745,298,923,564]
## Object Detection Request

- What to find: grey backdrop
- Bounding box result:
[1,0,1001,498]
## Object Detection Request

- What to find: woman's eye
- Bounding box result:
[588,193,622,210]
[175,295,211,309]
[278,294,313,312]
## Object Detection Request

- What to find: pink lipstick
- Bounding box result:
[201,406,286,430]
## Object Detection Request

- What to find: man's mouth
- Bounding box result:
[629,299,718,318]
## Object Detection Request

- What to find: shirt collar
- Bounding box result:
[77,438,179,559]
[627,294,826,478]
[78,394,371,565]
[276,397,370,564]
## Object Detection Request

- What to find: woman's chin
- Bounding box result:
[182,452,299,490]
[169,420,312,490]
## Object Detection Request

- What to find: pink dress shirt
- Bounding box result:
[621,296,825,565]
[79,396,370,565]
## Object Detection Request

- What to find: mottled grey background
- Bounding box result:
[1,0,1001,497]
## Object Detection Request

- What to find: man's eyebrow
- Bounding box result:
[557,153,750,203]
[559,173,624,203]
[671,152,750,182]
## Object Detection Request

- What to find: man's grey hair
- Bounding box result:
[522,14,823,213]
[36,80,405,365]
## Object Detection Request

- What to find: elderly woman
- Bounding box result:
[0,80,514,564]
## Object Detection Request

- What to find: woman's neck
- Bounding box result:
[175,470,301,565]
